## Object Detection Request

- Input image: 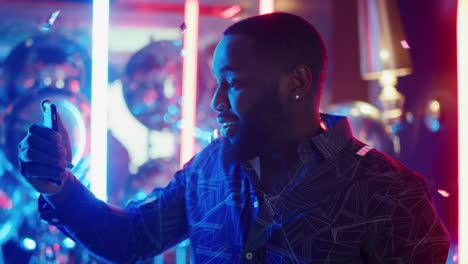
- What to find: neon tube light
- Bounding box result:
[459,0,468,261]
[221,5,242,19]
[90,0,109,201]
[180,0,199,167]
[259,0,274,14]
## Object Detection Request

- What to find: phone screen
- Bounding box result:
[42,100,58,131]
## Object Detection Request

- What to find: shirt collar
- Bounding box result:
[298,114,353,162]
[242,114,353,174]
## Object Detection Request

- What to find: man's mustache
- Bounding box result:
[217,111,239,121]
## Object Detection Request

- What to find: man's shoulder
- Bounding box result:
[345,138,430,194]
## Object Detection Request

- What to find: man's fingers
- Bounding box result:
[19,162,66,180]
[19,147,67,168]
[18,133,67,159]
[28,124,61,144]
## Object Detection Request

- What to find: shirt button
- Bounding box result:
[51,218,59,223]
[245,252,253,260]
[253,201,259,208]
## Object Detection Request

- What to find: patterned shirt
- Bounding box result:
[39,114,450,263]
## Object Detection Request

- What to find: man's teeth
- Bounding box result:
[222,122,236,127]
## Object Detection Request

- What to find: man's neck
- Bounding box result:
[264,117,323,156]
[257,121,322,194]
[258,119,322,175]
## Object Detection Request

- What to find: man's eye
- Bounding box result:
[216,80,241,90]
[227,80,240,89]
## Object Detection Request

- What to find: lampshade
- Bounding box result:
[358,0,412,80]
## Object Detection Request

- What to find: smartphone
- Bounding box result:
[40,100,63,185]
[41,100,58,131]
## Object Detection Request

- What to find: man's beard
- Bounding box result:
[224,113,267,163]
[224,87,283,164]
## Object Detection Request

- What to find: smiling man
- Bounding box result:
[18,12,449,263]
[214,20,324,155]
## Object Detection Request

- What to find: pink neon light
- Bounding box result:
[400,40,410,49]
[437,189,450,198]
[221,5,241,19]
[458,0,468,261]
[180,0,199,167]
[259,0,274,14]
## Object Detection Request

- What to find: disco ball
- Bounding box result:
[122,40,218,143]
[0,33,91,106]
[326,101,394,156]
[2,90,91,183]
[122,40,183,131]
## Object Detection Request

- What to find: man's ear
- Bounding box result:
[287,65,313,98]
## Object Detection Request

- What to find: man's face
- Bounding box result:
[211,34,285,162]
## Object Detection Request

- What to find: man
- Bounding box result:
[18,12,450,263]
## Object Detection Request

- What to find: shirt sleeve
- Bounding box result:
[364,172,450,263]
[38,168,188,264]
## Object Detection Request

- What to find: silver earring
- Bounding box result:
[295,95,300,99]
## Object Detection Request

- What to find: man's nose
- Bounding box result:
[210,86,229,112]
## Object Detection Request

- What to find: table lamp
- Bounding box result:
[358,0,412,154]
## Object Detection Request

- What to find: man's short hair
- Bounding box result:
[223,12,328,80]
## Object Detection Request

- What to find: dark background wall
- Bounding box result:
[397,0,458,242]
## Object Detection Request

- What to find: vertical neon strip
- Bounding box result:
[90,0,109,201]
[459,0,468,261]
[180,0,199,167]
[259,0,274,14]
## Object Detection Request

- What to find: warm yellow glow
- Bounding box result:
[56,80,65,89]
[429,100,440,113]
[381,109,403,120]
[379,49,391,61]
[259,0,274,14]
[378,71,403,105]
[379,70,397,87]
[458,0,468,261]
